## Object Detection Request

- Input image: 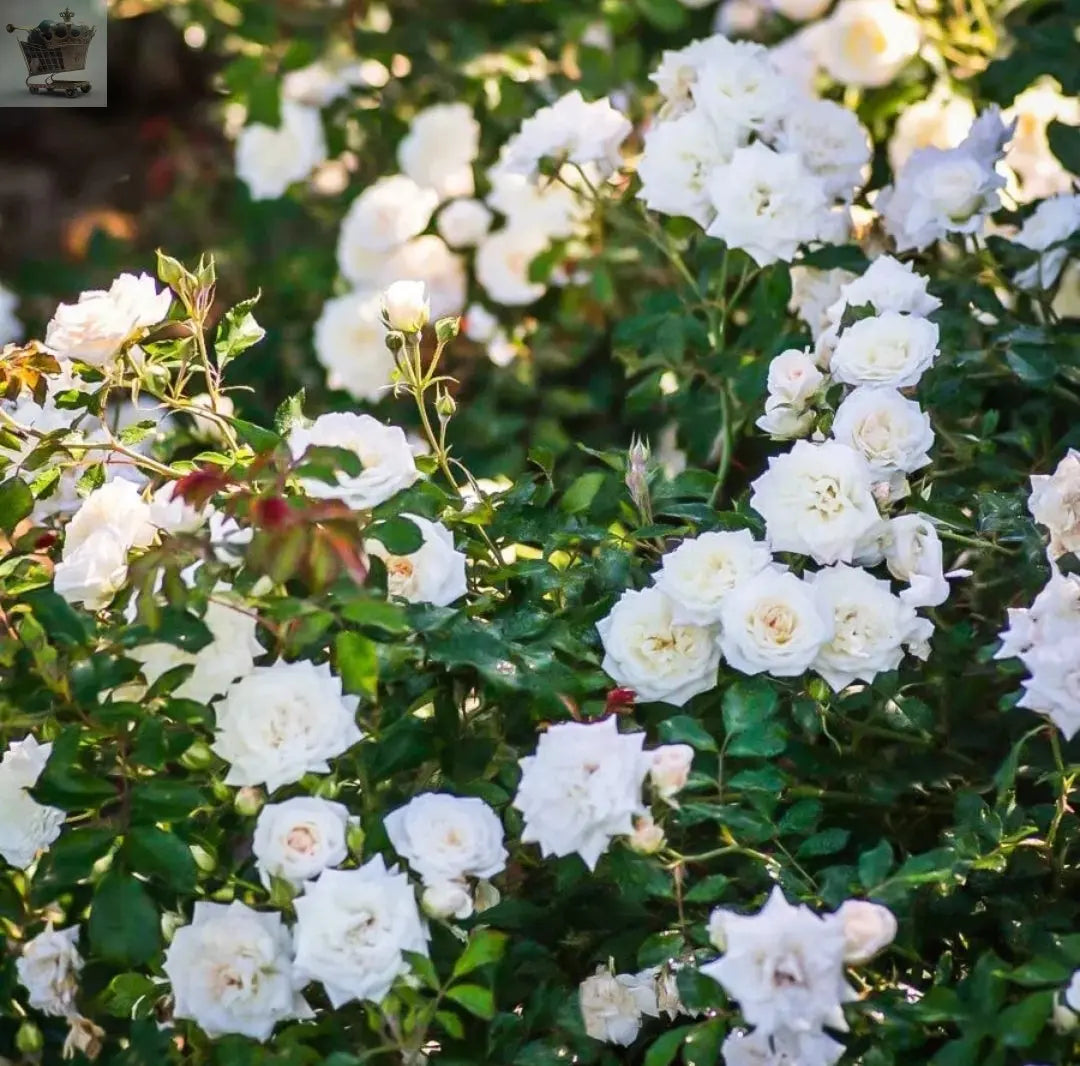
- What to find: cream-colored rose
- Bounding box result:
[381,280,430,333]
[834,899,897,963]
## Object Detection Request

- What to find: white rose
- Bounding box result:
[337,176,440,267]
[579,968,645,1046]
[293,857,430,1007]
[749,440,882,564]
[184,392,236,444]
[1006,80,1080,203]
[374,236,467,320]
[397,102,479,202]
[701,887,855,1035]
[53,528,130,610]
[834,899,897,963]
[282,58,366,107]
[212,660,362,792]
[501,90,631,180]
[832,387,934,478]
[765,349,825,409]
[636,108,738,230]
[365,515,467,606]
[1030,449,1080,558]
[706,144,831,266]
[884,513,952,608]
[381,280,430,333]
[813,0,921,88]
[421,880,474,920]
[107,272,173,330]
[756,396,818,440]
[1016,636,1080,739]
[721,1027,845,1066]
[888,87,976,174]
[829,312,939,389]
[809,564,933,691]
[512,717,651,870]
[597,587,721,706]
[628,813,666,854]
[776,98,871,202]
[789,267,857,340]
[252,796,352,889]
[690,40,793,140]
[288,412,419,511]
[164,901,310,1040]
[653,529,773,626]
[486,165,590,238]
[45,292,138,367]
[649,744,695,801]
[1014,194,1080,290]
[464,303,499,344]
[768,27,825,98]
[826,255,941,324]
[312,290,396,403]
[149,482,207,535]
[235,101,328,201]
[0,738,65,870]
[64,479,156,556]
[385,792,507,884]
[130,592,263,704]
[719,568,833,677]
[475,226,550,307]
[437,199,493,248]
[16,924,83,1018]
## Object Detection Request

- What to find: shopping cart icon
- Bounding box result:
[5,7,95,98]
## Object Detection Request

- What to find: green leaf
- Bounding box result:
[88,872,161,965]
[435,1010,465,1040]
[229,417,282,453]
[658,715,716,752]
[796,828,851,858]
[997,990,1053,1047]
[340,599,412,634]
[100,972,161,1019]
[682,1017,726,1066]
[129,781,206,823]
[1048,119,1080,176]
[635,0,688,30]
[722,680,779,735]
[858,839,894,889]
[446,983,496,1019]
[274,388,306,436]
[126,826,197,891]
[726,720,787,758]
[684,874,730,903]
[334,631,379,700]
[452,929,509,978]
[214,292,265,365]
[644,1025,694,1066]
[0,477,33,533]
[367,515,423,555]
[560,471,606,514]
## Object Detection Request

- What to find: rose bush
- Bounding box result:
[0,1,1079,1064]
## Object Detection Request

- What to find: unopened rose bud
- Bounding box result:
[629,814,665,854]
[234,786,265,817]
[16,1021,43,1055]
[605,687,636,714]
[422,880,474,920]
[435,390,457,420]
[650,744,694,803]
[180,740,214,771]
[384,330,406,354]
[381,280,430,334]
[626,434,652,519]
[435,316,460,344]
[835,899,897,964]
[473,879,501,913]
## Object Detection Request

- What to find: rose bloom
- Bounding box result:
[436,198,493,248]
[163,901,311,1040]
[888,86,977,174]
[16,924,83,1018]
[721,1027,845,1066]
[313,290,396,403]
[235,101,327,201]
[63,478,157,557]
[1016,635,1080,739]
[701,887,856,1035]
[649,744,695,802]
[381,279,430,333]
[1030,448,1080,558]
[365,515,468,607]
[749,440,882,565]
[789,267,857,340]
[53,527,131,610]
[421,880,475,920]
[826,255,941,324]
[252,796,352,889]
[384,792,507,884]
[512,717,652,870]
[1005,79,1080,203]
[475,226,551,307]
[579,967,653,1046]
[652,529,773,626]
[486,164,591,239]
[775,98,871,203]
[337,175,440,267]
[829,312,939,389]
[809,564,933,692]
[719,568,833,677]
[288,412,419,511]
[397,102,479,201]
[689,39,794,141]
[1014,194,1080,290]
[764,349,825,410]
[831,386,935,479]
[884,513,954,608]
[834,899,897,963]
[597,586,721,706]
[292,857,430,1007]
[212,660,362,792]
[813,0,921,88]
[377,236,468,321]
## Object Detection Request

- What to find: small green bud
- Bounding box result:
[346,819,365,857]
[180,739,214,771]
[435,389,457,420]
[16,1021,43,1055]
[384,330,406,354]
[234,785,265,816]
[434,315,460,344]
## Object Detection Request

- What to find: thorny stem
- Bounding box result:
[937,528,1017,556]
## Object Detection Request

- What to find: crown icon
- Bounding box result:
[59,6,74,19]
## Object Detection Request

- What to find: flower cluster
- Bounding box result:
[638,33,869,264]
[703,889,896,1064]
[579,961,698,1046]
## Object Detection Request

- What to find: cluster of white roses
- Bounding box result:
[705,889,897,1066]
[597,254,974,703]
[512,717,693,868]
[996,450,1080,738]
[637,32,869,265]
